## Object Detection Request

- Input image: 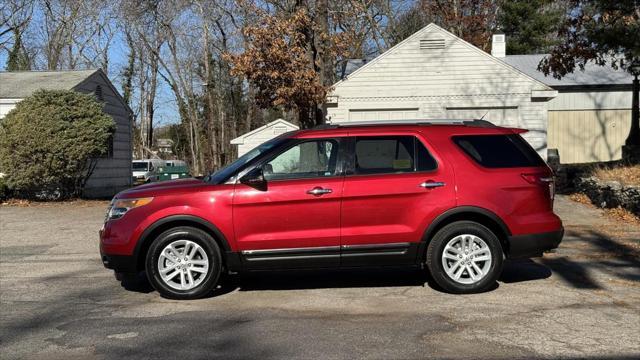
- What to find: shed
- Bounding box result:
[501,55,633,164]
[231,119,299,157]
[0,69,133,197]
[326,23,557,157]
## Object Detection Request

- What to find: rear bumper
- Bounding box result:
[507,228,563,259]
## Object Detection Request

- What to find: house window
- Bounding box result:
[101,135,114,158]
[95,85,103,101]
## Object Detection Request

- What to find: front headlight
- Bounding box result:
[106,197,154,221]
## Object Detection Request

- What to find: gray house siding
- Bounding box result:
[0,69,133,198]
[73,72,132,198]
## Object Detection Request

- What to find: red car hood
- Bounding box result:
[116,178,209,198]
[132,178,203,191]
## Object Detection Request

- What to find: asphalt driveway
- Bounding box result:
[1,196,639,359]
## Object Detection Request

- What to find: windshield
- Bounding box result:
[208,137,288,184]
[132,162,149,171]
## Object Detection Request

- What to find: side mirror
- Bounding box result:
[239,167,267,191]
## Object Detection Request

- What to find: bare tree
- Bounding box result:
[0,0,34,54]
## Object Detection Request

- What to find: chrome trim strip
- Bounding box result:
[341,251,408,257]
[241,246,340,256]
[340,242,411,250]
[242,243,413,258]
[244,254,340,262]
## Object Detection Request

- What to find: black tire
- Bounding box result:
[145,226,222,300]
[426,221,503,294]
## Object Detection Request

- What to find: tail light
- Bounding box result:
[521,172,555,206]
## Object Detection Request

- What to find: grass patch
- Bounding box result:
[568,192,640,226]
[568,193,592,206]
[590,164,640,187]
[603,207,640,225]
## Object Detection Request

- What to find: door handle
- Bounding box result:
[307,187,333,196]
[419,181,445,189]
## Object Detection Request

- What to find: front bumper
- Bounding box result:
[507,228,564,259]
[101,253,137,273]
[99,224,139,273]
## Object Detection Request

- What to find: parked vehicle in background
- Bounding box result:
[158,160,190,182]
[103,120,563,299]
[132,159,165,184]
[165,160,187,167]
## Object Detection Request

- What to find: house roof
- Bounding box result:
[341,58,375,79]
[0,69,99,98]
[502,54,633,87]
[332,23,554,92]
[231,119,299,145]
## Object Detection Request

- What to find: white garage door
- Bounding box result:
[445,106,519,127]
[349,108,419,121]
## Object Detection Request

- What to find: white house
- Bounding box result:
[230,119,299,157]
[0,69,133,197]
[326,23,557,157]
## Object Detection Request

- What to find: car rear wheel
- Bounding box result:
[426,221,503,294]
[146,227,222,299]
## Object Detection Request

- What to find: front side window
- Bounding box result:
[263,139,339,180]
[132,162,149,171]
[208,136,289,184]
[354,136,436,175]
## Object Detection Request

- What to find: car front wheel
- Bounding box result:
[426,221,503,294]
[146,227,222,299]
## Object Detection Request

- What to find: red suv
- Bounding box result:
[100,120,563,299]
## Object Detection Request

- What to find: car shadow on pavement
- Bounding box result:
[118,272,154,293]
[227,268,505,294]
[499,259,552,283]
[118,271,241,298]
[118,265,556,297]
[233,268,429,292]
[539,228,640,290]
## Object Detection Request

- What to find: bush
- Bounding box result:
[0,89,115,199]
[0,176,8,201]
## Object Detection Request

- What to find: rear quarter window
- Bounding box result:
[453,134,545,168]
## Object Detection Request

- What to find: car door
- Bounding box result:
[340,131,456,266]
[233,138,345,269]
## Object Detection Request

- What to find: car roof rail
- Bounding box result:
[313,119,496,129]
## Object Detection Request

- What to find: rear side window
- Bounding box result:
[354,136,437,175]
[453,134,544,168]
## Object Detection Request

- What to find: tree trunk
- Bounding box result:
[146,41,161,148]
[314,0,330,126]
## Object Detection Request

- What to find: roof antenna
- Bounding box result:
[479,110,490,120]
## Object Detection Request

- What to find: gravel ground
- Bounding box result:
[0,195,639,359]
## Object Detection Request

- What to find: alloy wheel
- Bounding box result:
[157,239,210,290]
[441,234,492,285]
